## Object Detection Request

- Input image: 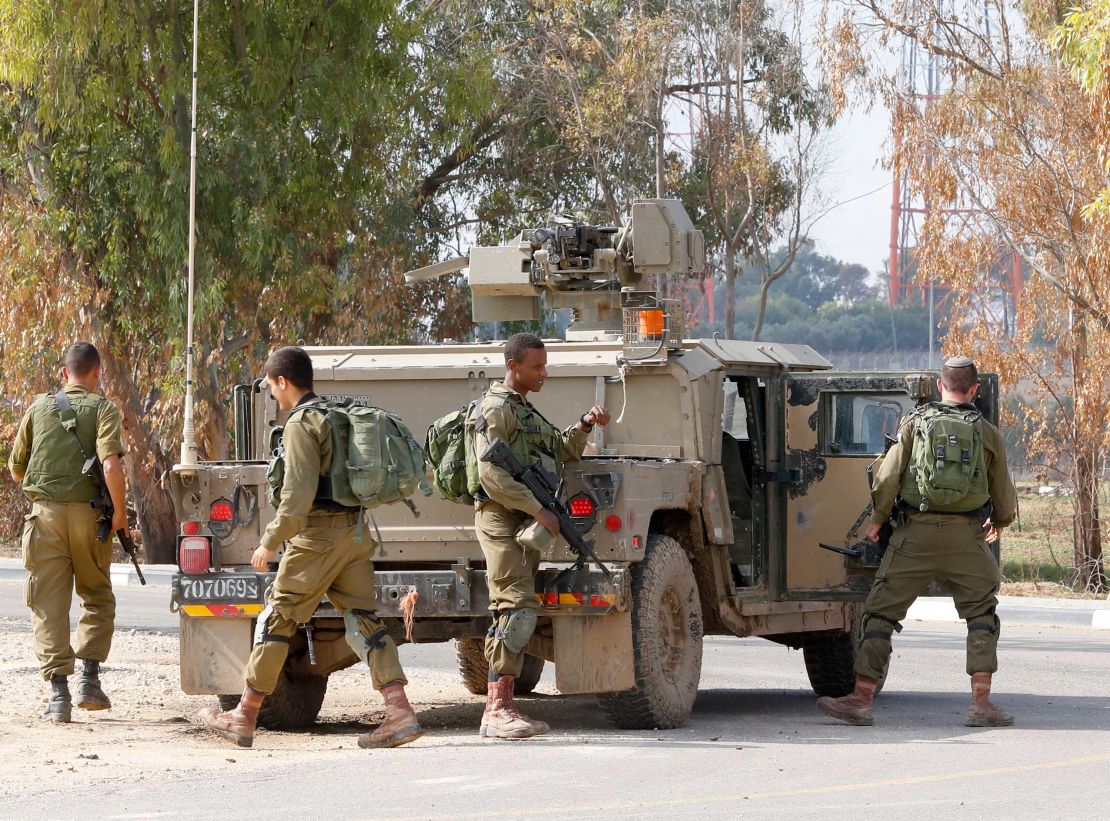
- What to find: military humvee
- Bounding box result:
[168,199,999,730]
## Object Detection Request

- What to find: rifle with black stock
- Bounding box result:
[83,455,146,586]
[479,437,612,583]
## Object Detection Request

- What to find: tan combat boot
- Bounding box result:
[75,659,111,711]
[817,675,878,726]
[44,675,72,723]
[198,686,264,748]
[480,675,548,739]
[964,672,1015,727]
[357,683,424,749]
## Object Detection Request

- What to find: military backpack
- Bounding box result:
[899,403,990,513]
[424,400,480,505]
[267,400,431,514]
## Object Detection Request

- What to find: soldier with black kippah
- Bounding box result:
[818,356,1018,728]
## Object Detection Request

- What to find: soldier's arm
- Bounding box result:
[97,402,128,533]
[983,424,1017,528]
[259,416,322,552]
[8,410,32,482]
[476,403,542,516]
[554,421,591,463]
[869,423,913,524]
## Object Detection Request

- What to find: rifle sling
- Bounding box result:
[54,390,95,463]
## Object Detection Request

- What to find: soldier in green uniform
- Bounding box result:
[8,343,127,723]
[198,346,422,749]
[472,332,609,739]
[818,356,1018,727]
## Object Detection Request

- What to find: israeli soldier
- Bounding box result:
[198,346,422,749]
[7,343,127,722]
[818,356,1018,727]
[472,332,610,739]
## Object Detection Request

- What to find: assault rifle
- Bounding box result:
[479,438,612,583]
[83,456,146,586]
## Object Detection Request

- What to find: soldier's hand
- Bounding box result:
[865,522,882,543]
[251,546,278,571]
[983,519,1002,544]
[111,509,129,537]
[583,405,611,428]
[535,508,559,537]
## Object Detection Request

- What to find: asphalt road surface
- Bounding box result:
[1,581,1108,820]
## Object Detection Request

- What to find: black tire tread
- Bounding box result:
[599,534,703,730]
[218,669,328,729]
[454,637,545,696]
[802,632,856,697]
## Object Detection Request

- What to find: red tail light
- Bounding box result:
[605,514,623,532]
[210,499,234,522]
[569,496,595,517]
[181,520,201,536]
[179,536,211,574]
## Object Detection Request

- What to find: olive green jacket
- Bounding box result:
[9,385,124,502]
[474,381,589,516]
[871,400,1017,527]
[260,396,336,552]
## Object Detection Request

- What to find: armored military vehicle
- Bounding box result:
[168,199,999,730]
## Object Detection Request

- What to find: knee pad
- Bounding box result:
[343,610,389,665]
[967,612,1000,636]
[252,605,290,647]
[497,608,537,655]
[859,612,902,646]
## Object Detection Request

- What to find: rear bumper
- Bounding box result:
[171,562,629,620]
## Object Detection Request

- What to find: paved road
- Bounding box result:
[1,584,1109,820]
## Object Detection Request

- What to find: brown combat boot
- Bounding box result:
[75,659,111,711]
[198,686,264,748]
[817,675,878,726]
[964,672,1015,727]
[43,675,72,724]
[357,683,423,749]
[480,675,548,739]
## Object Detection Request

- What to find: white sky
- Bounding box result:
[806,103,894,273]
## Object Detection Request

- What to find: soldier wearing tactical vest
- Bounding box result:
[198,346,422,749]
[471,332,610,739]
[818,356,1018,728]
[8,343,126,722]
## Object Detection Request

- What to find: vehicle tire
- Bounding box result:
[802,631,887,697]
[454,637,545,696]
[802,631,856,697]
[217,668,328,730]
[599,534,703,730]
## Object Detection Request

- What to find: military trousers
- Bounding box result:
[244,513,406,694]
[21,500,116,681]
[856,513,1002,681]
[475,501,540,677]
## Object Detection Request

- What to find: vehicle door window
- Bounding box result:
[823,393,915,456]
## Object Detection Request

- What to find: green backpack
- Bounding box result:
[899,403,989,513]
[267,400,431,514]
[424,400,480,505]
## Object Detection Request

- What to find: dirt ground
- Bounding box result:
[0,616,527,805]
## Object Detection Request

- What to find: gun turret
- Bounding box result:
[405,199,704,337]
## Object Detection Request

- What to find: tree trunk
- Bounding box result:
[752,278,771,341]
[1072,445,1106,592]
[88,326,179,565]
[725,248,737,340]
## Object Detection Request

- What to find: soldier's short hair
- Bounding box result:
[504,333,545,365]
[941,357,978,394]
[64,342,101,377]
[264,346,314,390]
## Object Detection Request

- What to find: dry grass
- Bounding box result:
[1002,485,1108,598]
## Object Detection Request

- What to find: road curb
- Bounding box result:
[907,595,1110,630]
[0,557,175,587]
